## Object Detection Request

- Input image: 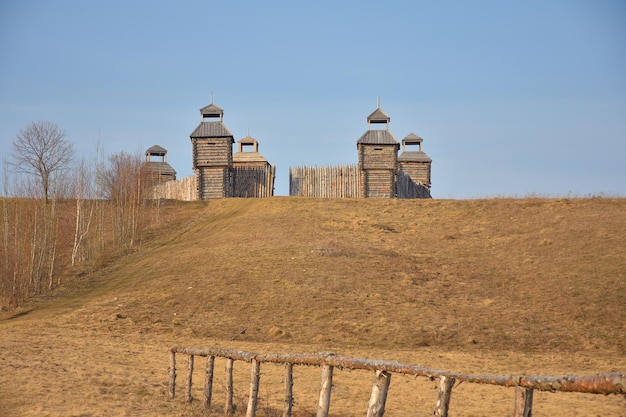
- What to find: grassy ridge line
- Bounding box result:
[14,197,625,355]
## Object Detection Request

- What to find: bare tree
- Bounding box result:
[98,151,146,254]
[11,121,75,203]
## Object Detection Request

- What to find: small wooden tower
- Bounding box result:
[398,133,432,189]
[356,105,400,198]
[233,136,269,168]
[232,135,276,197]
[190,101,234,199]
[142,145,176,185]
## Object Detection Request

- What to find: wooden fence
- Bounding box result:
[168,347,625,417]
[152,175,197,201]
[289,165,361,198]
[151,166,276,201]
[233,165,276,198]
[289,165,432,199]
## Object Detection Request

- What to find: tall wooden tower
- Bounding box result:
[190,101,234,199]
[356,105,400,198]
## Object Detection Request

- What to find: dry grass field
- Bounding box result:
[1,197,625,416]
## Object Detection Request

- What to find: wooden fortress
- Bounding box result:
[290,105,432,198]
[152,100,431,200]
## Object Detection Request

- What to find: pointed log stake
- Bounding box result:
[367,370,391,417]
[434,375,455,417]
[513,387,534,417]
[185,355,194,403]
[246,359,261,417]
[225,358,235,414]
[204,356,215,409]
[283,363,294,417]
[169,351,176,399]
[317,365,334,417]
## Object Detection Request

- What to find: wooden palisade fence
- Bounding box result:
[152,175,197,201]
[232,165,276,198]
[168,347,625,417]
[289,165,431,199]
[290,165,361,198]
[152,166,275,201]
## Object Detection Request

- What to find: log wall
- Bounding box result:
[363,170,395,198]
[398,162,431,189]
[192,139,233,167]
[358,145,397,170]
[196,167,232,199]
[396,172,431,199]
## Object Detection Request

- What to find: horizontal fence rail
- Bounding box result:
[168,347,625,417]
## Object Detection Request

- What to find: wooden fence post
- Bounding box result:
[513,387,534,417]
[225,358,235,414]
[185,355,194,403]
[283,363,294,417]
[246,359,261,417]
[204,356,215,409]
[169,351,176,399]
[434,375,455,417]
[317,365,334,417]
[367,370,391,417]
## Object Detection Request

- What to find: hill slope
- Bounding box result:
[1,197,625,416]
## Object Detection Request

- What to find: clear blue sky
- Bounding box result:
[1,0,625,198]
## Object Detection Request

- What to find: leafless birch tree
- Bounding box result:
[11,120,74,202]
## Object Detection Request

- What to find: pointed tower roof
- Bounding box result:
[190,100,234,141]
[200,103,224,119]
[404,132,422,141]
[356,130,399,145]
[367,107,391,124]
[146,144,167,156]
[142,145,176,179]
[398,133,431,162]
[357,104,398,145]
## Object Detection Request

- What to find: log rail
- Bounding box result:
[168,346,625,417]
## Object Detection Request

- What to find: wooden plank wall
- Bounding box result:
[289,165,361,197]
[232,165,276,198]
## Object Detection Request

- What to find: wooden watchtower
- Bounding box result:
[142,145,177,186]
[190,101,234,199]
[397,133,432,189]
[356,106,400,198]
[232,135,276,197]
[233,136,269,168]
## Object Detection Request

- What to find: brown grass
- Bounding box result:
[1,197,625,416]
